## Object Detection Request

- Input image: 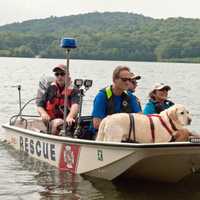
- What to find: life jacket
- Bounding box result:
[46,82,73,119]
[102,86,132,115]
[152,99,174,114]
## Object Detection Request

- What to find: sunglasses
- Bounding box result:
[119,77,132,82]
[55,72,65,77]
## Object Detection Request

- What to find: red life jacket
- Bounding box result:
[46,82,72,119]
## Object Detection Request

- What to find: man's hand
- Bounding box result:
[41,112,50,123]
[93,118,102,129]
[66,103,79,126]
[37,106,51,123]
[66,116,75,126]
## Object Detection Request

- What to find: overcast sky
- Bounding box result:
[1,0,200,25]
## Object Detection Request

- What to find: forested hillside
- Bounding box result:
[0,12,200,62]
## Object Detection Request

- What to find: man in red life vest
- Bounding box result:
[37,64,80,135]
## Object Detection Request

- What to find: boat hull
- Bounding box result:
[2,123,200,182]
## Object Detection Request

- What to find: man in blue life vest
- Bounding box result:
[37,64,80,135]
[92,65,142,130]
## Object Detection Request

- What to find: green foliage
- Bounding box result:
[0,12,200,62]
[12,45,34,57]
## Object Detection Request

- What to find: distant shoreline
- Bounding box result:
[1,55,200,64]
[0,12,200,64]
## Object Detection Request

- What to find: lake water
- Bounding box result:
[0,57,200,199]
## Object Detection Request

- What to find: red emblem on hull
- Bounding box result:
[59,144,80,173]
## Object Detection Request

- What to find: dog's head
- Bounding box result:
[165,104,192,127]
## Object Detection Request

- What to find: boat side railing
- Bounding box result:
[9,85,40,127]
[9,114,40,128]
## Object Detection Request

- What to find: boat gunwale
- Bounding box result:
[2,123,200,149]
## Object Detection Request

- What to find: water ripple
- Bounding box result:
[1,58,200,199]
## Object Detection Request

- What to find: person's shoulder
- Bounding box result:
[93,89,107,106]
[143,99,156,114]
[144,99,155,108]
[99,86,111,94]
[95,90,107,99]
[44,84,58,98]
[47,82,56,89]
[144,99,155,106]
[46,84,57,92]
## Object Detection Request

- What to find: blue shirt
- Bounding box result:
[92,90,141,119]
[143,99,174,115]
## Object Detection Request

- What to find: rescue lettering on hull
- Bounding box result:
[19,136,56,161]
[59,144,80,173]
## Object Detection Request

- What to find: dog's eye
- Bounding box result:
[180,111,184,115]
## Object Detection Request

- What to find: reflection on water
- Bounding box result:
[114,177,200,200]
[0,141,105,200]
[2,140,200,200]
[0,141,42,200]
[83,174,200,200]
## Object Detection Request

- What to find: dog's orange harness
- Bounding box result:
[147,114,178,142]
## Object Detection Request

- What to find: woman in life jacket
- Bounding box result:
[143,83,174,115]
[143,83,191,141]
[37,64,80,135]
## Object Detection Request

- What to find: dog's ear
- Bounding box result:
[168,107,178,122]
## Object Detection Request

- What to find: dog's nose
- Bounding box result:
[188,118,192,125]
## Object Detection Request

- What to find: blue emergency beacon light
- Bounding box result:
[61,38,77,49]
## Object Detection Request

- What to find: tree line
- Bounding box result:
[0,12,200,63]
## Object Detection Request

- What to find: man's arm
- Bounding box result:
[92,91,107,130]
[66,88,81,125]
[37,86,51,122]
[66,103,79,125]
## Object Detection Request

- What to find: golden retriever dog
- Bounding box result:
[96,104,192,143]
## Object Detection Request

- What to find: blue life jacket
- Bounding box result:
[102,86,132,115]
[152,99,174,114]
